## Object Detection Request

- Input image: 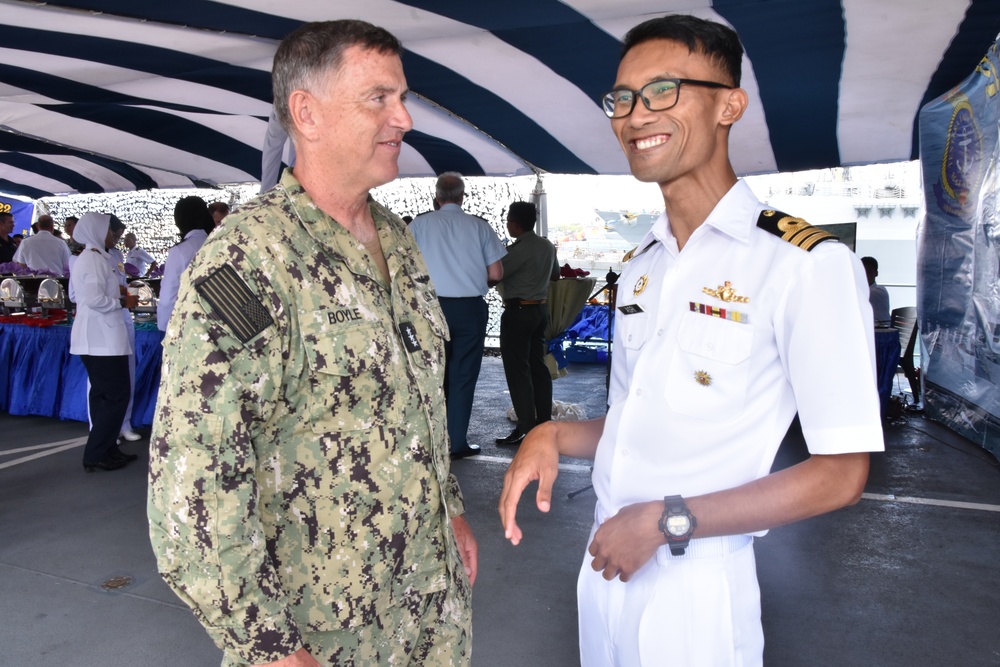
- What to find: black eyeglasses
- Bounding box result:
[601,78,733,118]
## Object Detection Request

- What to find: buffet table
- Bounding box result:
[0,321,164,426]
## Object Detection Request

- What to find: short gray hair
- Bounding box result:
[272,20,403,135]
[435,172,465,204]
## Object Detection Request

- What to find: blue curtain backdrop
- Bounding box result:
[918,33,1000,458]
[0,196,35,236]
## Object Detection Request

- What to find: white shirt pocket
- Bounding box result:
[664,311,754,421]
[620,310,650,351]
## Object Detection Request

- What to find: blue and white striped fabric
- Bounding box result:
[0,0,998,197]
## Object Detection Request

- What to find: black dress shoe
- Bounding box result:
[450,444,482,460]
[495,428,525,446]
[111,450,139,463]
[83,458,127,473]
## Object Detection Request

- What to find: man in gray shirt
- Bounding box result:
[411,172,506,459]
[496,201,559,446]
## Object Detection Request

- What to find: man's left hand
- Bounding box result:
[587,501,664,582]
[450,515,478,587]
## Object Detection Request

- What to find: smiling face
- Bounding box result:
[298,45,413,195]
[611,39,742,189]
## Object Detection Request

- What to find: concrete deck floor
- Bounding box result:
[2,357,999,666]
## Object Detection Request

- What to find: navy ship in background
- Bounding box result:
[596,209,659,246]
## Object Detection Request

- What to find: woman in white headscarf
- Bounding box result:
[70,212,139,472]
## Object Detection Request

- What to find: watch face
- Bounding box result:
[665,514,691,537]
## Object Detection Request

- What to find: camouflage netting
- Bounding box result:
[38,185,259,263]
[37,176,536,338]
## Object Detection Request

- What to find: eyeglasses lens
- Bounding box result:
[602,80,679,118]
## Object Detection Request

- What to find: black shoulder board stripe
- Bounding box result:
[194,265,274,344]
[756,209,837,251]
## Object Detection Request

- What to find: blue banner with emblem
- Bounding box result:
[918,31,1000,458]
[0,195,35,237]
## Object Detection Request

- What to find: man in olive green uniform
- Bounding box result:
[496,201,560,446]
[148,21,477,667]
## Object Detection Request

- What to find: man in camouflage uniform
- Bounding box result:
[148,20,477,667]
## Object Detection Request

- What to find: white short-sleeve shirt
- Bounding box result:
[126,246,156,276]
[13,230,71,275]
[593,180,884,525]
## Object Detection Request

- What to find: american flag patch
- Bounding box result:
[689,301,750,324]
[195,264,274,343]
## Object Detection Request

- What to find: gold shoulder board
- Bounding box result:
[756,209,837,251]
[622,239,658,263]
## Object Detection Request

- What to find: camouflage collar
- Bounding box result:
[279,168,407,284]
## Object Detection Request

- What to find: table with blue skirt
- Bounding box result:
[0,321,164,427]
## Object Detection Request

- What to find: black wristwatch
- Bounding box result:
[658,495,697,556]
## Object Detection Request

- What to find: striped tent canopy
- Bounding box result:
[1,0,999,197]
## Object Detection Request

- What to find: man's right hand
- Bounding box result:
[498,422,562,546]
[259,647,321,667]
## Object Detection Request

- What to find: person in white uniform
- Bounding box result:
[123,232,157,277]
[70,212,140,472]
[156,196,213,332]
[499,15,885,666]
[14,214,71,275]
[70,226,141,443]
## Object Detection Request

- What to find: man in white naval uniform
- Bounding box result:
[123,233,157,276]
[14,214,70,275]
[499,14,884,667]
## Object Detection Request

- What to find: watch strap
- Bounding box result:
[659,494,697,556]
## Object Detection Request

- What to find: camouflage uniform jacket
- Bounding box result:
[148,169,467,664]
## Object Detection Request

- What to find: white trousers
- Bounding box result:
[577,527,763,667]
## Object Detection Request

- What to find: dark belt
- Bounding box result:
[505,298,547,307]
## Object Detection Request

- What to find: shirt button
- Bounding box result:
[706,341,715,352]
[657,329,664,336]
[621,449,630,458]
[636,388,643,397]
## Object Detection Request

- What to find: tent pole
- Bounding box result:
[531,174,548,238]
